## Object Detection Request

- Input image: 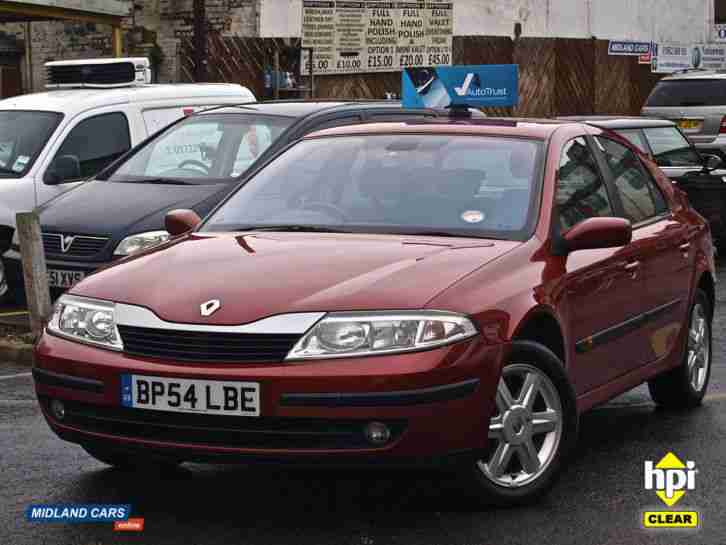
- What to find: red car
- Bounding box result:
[34,119,715,505]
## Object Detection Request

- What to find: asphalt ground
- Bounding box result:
[2,271,726,545]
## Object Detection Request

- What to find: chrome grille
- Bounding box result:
[42,233,109,257]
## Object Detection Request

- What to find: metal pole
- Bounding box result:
[24,22,32,92]
[309,47,314,99]
[193,0,207,81]
[274,49,280,99]
[112,26,123,57]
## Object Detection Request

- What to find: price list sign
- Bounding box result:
[302,1,453,75]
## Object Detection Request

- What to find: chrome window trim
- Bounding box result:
[115,303,326,334]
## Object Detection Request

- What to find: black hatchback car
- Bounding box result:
[2,101,458,300]
[561,116,726,250]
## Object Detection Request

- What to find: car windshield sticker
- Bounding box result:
[461,210,485,223]
[12,155,29,172]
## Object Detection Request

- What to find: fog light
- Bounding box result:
[364,421,391,446]
[50,399,65,421]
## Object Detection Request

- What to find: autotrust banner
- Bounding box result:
[301,1,453,75]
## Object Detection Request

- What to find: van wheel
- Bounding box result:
[648,289,712,409]
[458,341,578,506]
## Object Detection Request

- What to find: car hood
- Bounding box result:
[73,232,519,325]
[39,180,233,237]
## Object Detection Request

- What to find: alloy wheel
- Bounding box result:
[479,363,564,488]
[687,302,710,393]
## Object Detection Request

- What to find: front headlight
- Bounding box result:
[113,230,170,257]
[286,311,478,360]
[47,295,123,351]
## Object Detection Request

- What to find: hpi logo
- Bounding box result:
[642,452,700,529]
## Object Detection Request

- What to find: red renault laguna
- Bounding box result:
[34,119,715,505]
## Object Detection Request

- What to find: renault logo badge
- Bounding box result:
[200,299,221,317]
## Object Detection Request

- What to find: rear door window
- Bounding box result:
[595,137,668,224]
[614,129,649,154]
[645,79,726,107]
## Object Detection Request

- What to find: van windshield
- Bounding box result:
[108,113,294,185]
[0,110,63,178]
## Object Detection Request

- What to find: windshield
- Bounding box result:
[108,113,294,184]
[0,110,62,178]
[645,79,726,107]
[202,134,543,241]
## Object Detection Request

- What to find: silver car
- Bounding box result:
[642,69,726,159]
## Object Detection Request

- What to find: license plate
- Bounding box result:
[48,269,85,288]
[677,119,702,131]
[121,374,260,416]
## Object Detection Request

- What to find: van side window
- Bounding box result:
[52,113,131,180]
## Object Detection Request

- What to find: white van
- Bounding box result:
[0,57,254,297]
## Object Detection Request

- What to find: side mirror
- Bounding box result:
[45,154,81,185]
[563,217,632,253]
[701,154,723,172]
[165,208,201,236]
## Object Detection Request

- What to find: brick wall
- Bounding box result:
[4,0,259,92]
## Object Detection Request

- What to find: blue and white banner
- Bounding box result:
[608,41,651,56]
[402,65,519,109]
[27,504,132,523]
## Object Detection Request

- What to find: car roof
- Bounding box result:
[661,69,726,81]
[199,100,441,118]
[0,83,253,116]
[304,118,572,140]
[557,116,676,130]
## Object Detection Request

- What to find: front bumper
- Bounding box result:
[34,333,505,464]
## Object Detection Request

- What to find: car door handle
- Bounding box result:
[679,242,691,252]
[624,261,641,274]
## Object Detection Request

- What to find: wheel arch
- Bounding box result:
[511,307,567,369]
[696,270,715,320]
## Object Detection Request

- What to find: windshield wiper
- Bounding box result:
[114,177,196,186]
[0,166,18,176]
[226,224,351,233]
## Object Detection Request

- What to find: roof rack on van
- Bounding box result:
[45,57,152,89]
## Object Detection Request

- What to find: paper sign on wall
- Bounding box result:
[301,1,453,75]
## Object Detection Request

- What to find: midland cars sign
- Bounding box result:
[301,1,453,75]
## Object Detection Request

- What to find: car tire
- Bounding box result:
[458,340,578,507]
[648,289,712,409]
[82,445,181,472]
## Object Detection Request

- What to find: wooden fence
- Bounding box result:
[180,34,661,116]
